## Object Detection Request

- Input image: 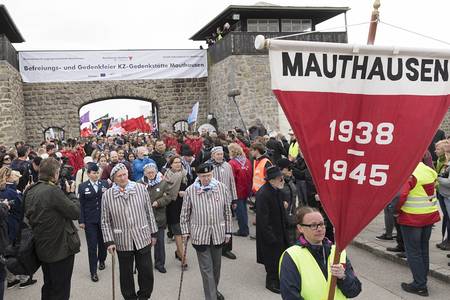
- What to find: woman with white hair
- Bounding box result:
[138,163,172,273]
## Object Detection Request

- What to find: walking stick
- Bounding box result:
[112,251,116,300]
[177,236,189,300]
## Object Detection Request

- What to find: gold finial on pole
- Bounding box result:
[367,0,381,45]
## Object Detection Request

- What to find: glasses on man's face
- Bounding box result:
[300,222,327,231]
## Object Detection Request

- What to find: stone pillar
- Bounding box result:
[0,62,26,147]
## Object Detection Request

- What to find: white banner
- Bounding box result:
[19,49,208,83]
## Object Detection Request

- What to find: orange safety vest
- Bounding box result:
[253,157,270,192]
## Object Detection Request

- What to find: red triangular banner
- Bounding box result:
[268,40,450,249]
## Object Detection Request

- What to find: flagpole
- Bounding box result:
[367,0,380,45]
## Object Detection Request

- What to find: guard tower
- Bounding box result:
[0,5,26,145]
[193,3,349,134]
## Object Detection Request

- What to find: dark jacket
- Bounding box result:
[25,181,81,263]
[0,183,23,243]
[78,179,110,224]
[150,151,167,171]
[256,182,289,267]
[266,137,286,163]
[0,203,9,254]
[280,236,362,300]
[101,161,132,180]
[137,178,171,228]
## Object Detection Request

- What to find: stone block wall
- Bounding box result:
[22,78,208,146]
[0,62,26,147]
[208,55,280,133]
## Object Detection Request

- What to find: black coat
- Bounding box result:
[78,180,109,224]
[256,182,289,267]
[0,203,9,254]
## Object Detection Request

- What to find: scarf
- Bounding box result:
[142,172,163,187]
[208,158,222,167]
[234,155,247,168]
[194,177,219,193]
[113,181,136,198]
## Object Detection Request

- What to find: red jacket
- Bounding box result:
[396,175,440,227]
[185,137,203,156]
[229,157,253,200]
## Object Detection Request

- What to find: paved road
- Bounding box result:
[6,222,450,299]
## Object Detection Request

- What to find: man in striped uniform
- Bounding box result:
[180,163,233,300]
[208,146,238,260]
[101,163,158,300]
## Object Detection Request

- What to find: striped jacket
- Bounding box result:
[180,180,233,245]
[101,181,158,251]
[210,160,238,200]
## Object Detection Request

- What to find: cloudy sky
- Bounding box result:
[3,0,449,123]
[5,0,449,50]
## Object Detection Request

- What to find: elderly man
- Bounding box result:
[208,146,238,260]
[132,147,155,181]
[180,163,232,300]
[101,163,158,300]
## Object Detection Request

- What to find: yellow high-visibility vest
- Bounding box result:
[279,245,347,300]
[288,142,299,159]
[401,162,438,215]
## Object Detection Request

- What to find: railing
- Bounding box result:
[0,34,19,70]
[208,31,348,64]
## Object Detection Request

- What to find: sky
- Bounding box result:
[79,99,152,123]
[3,0,450,123]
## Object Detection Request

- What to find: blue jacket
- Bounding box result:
[78,180,110,224]
[132,157,155,181]
[0,183,23,243]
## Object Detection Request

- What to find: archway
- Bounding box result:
[78,97,158,136]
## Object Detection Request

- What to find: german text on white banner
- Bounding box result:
[18,49,207,83]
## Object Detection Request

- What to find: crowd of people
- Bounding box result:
[374,128,450,297]
[0,125,445,299]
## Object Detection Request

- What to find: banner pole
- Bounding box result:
[367,0,381,45]
[327,247,342,300]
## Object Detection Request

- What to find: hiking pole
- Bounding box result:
[177,236,189,300]
[112,251,116,300]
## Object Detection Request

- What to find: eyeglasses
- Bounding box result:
[300,222,327,231]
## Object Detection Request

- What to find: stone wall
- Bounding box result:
[0,62,26,146]
[439,109,450,136]
[208,55,280,133]
[22,78,208,146]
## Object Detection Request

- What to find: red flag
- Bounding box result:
[80,127,92,137]
[268,39,450,249]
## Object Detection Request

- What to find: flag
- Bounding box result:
[93,118,111,136]
[92,113,109,123]
[121,115,151,133]
[79,111,90,124]
[80,127,92,137]
[267,39,450,250]
[187,102,199,124]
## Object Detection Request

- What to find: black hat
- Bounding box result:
[277,158,292,170]
[265,166,283,181]
[181,145,194,156]
[86,162,99,173]
[196,163,214,174]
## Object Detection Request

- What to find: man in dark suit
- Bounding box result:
[256,166,289,294]
[78,162,109,282]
